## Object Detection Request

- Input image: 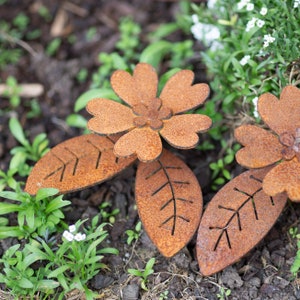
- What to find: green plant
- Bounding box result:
[159,290,169,300]
[0,243,59,299]
[209,142,240,189]
[0,187,70,238]
[3,75,22,107]
[0,216,118,299]
[128,257,156,291]
[0,167,18,191]
[290,227,300,276]
[46,37,61,56]
[12,13,29,32]
[9,117,49,176]
[35,217,118,299]
[125,221,142,245]
[99,201,120,223]
[217,286,231,300]
[190,0,300,127]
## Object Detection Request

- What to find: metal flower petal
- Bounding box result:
[160,70,210,114]
[111,63,158,107]
[258,85,300,135]
[86,63,211,162]
[160,114,212,149]
[86,98,135,134]
[235,124,284,168]
[263,158,300,201]
[114,127,162,162]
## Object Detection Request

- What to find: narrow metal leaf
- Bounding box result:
[135,149,203,257]
[197,168,287,276]
[25,134,136,195]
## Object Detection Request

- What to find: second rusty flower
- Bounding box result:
[235,85,300,201]
[86,63,212,162]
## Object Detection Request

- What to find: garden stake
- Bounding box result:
[197,85,300,275]
[26,63,212,257]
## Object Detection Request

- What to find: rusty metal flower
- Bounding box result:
[86,63,212,162]
[235,85,300,201]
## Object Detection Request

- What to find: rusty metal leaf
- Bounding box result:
[196,168,287,276]
[25,134,136,195]
[135,149,203,257]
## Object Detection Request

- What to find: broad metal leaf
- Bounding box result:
[135,149,203,257]
[25,134,136,195]
[197,168,287,276]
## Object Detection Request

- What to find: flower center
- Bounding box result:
[132,98,172,130]
[279,128,300,161]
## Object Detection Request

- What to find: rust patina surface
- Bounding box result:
[235,85,300,201]
[136,149,203,257]
[197,168,287,276]
[86,63,212,162]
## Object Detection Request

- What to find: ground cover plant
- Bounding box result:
[2,0,300,299]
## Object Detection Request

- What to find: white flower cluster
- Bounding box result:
[263,34,276,48]
[260,7,268,15]
[294,0,300,8]
[237,0,254,11]
[246,17,265,32]
[62,224,86,242]
[239,55,251,66]
[191,14,222,51]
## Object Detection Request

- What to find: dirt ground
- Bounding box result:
[1,1,300,299]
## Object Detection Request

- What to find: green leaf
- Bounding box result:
[23,252,49,268]
[128,269,143,277]
[149,23,179,40]
[47,265,70,278]
[36,279,60,290]
[25,206,35,228]
[98,247,119,255]
[45,197,70,214]
[18,277,34,289]
[140,41,172,69]
[74,88,119,112]
[0,226,24,239]
[9,117,29,147]
[36,188,59,201]
[0,202,21,214]
[66,114,87,129]
[0,190,23,201]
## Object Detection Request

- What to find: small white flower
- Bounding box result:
[294,0,300,8]
[240,55,251,66]
[256,19,265,28]
[74,233,86,241]
[207,0,217,9]
[246,3,254,11]
[191,22,220,43]
[192,14,199,24]
[260,7,268,15]
[246,17,257,32]
[252,97,259,118]
[263,34,276,47]
[63,230,74,242]
[237,0,250,10]
[210,40,224,51]
[69,225,76,233]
